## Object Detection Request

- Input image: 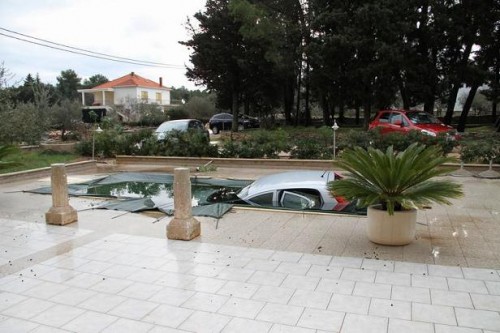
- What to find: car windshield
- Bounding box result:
[236,184,249,197]
[156,121,188,133]
[406,112,441,125]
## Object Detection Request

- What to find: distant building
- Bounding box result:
[78,72,171,122]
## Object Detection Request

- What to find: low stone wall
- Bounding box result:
[115,155,500,173]
[40,143,76,153]
[0,161,98,184]
[2,156,497,184]
[115,155,335,170]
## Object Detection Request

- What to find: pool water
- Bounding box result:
[85,181,242,206]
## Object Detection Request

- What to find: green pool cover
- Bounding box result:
[26,172,251,218]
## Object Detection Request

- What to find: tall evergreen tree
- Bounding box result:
[182,0,246,131]
[81,74,108,89]
[56,69,81,101]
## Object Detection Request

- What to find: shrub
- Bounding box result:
[316,126,336,146]
[338,130,374,151]
[338,129,457,156]
[460,135,500,163]
[248,129,291,158]
[218,140,239,158]
[218,140,264,158]
[0,103,48,145]
[166,108,190,120]
[219,129,291,158]
[138,107,167,126]
[150,130,218,157]
[290,140,332,159]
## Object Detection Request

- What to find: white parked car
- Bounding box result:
[155,119,209,141]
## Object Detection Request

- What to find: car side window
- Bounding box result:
[378,112,391,123]
[189,121,203,129]
[401,116,410,126]
[281,191,314,210]
[248,192,274,206]
[391,114,403,125]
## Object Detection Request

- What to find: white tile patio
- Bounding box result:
[0,169,499,331]
[0,229,500,331]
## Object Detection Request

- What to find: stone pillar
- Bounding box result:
[45,164,78,225]
[167,168,200,240]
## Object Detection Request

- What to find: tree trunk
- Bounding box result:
[443,84,459,125]
[243,96,249,116]
[295,66,302,126]
[444,42,474,124]
[493,99,498,130]
[363,101,371,130]
[424,47,438,114]
[321,93,331,126]
[492,59,499,123]
[283,78,294,125]
[457,83,479,132]
[338,103,345,123]
[423,97,435,114]
[231,89,239,132]
[304,61,311,126]
[397,74,410,109]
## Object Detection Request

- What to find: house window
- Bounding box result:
[156,92,162,104]
[141,91,148,101]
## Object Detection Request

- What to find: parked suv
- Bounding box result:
[208,113,260,134]
[369,109,457,138]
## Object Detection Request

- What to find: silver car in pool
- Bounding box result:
[235,170,350,211]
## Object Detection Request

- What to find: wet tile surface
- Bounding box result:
[0,172,499,331]
[0,229,500,332]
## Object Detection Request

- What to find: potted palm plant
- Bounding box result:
[328,143,463,245]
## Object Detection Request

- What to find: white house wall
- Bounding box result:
[114,87,137,105]
[93,91,114,105]
[114,87,170,106]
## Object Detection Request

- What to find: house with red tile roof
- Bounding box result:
[78,72,171,107]
[78,72,172,122]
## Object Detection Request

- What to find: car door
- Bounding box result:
[222,114,233,130]
[388,113,412,134]
[280,191,315,210]
[190,120,209,140]
[246,191,275,208]
[374,111,393,134]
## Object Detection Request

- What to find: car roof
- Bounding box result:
[155,119,199,132]
[212,113,232,117]
[377,109,427,114]
[159,119,198,124]
[240,171,334,198]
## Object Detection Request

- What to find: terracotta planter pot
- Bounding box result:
[366,205,417,245]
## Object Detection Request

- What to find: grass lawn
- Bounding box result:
[0,150,82,174]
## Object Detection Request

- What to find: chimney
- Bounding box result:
[131,72,135,76]
[159,77,163,87]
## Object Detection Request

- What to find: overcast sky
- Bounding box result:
[0,0,206,90]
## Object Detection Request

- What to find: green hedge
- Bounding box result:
[76,125,499,163]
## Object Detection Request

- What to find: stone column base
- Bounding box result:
[167,217,201,240]
[45,206,78,225]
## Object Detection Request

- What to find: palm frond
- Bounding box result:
[329,143,463,215]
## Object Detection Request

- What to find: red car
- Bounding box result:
[369,109,457,138]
